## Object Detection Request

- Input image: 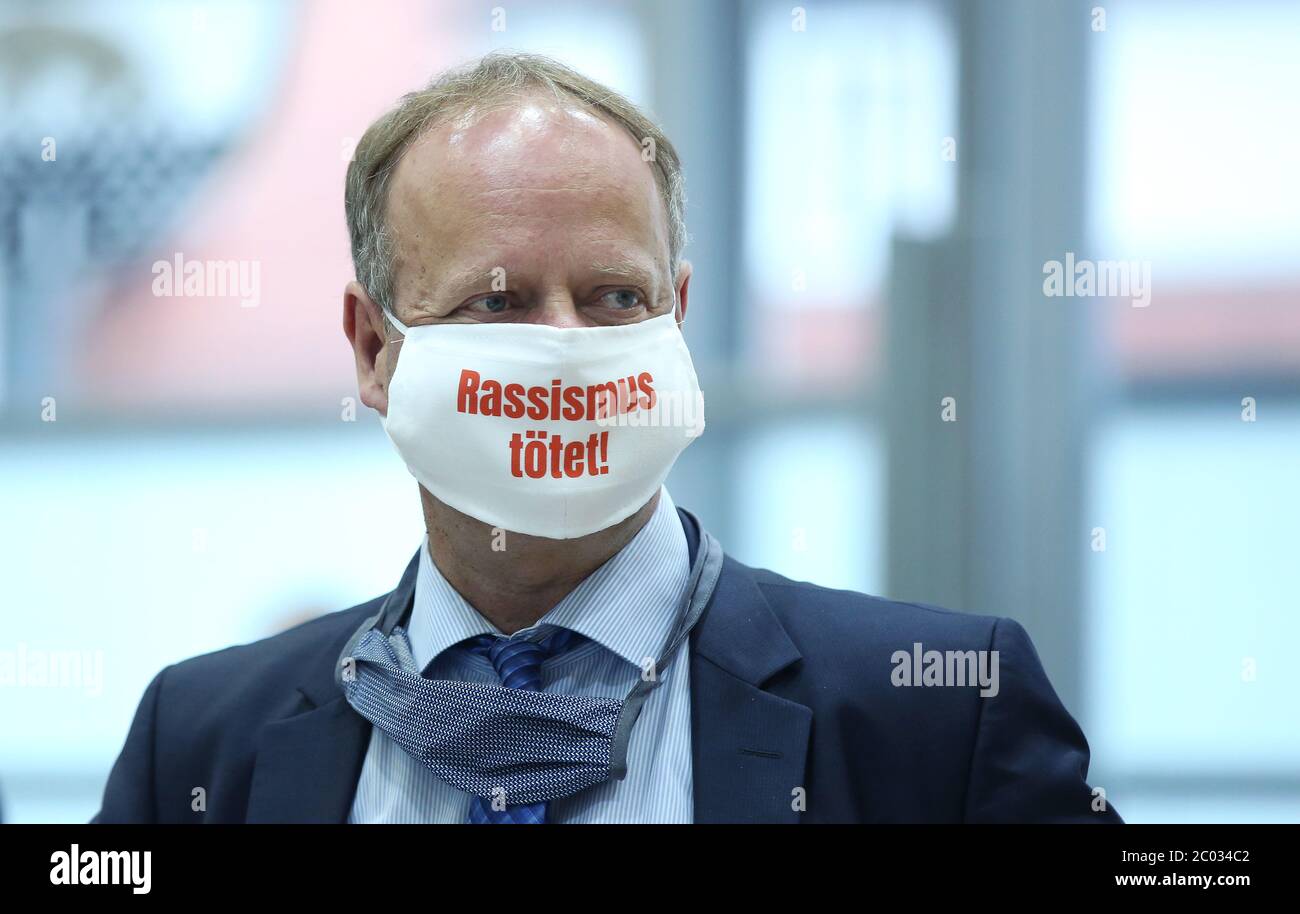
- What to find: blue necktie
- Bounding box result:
[462,627,585,824]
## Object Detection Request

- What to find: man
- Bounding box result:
[95,53,1120,824]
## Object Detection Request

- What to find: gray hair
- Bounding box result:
[344,51,688,313]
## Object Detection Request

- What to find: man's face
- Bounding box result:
[347,94,691,415]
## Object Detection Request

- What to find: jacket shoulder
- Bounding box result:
[155,596,382,739]
[736,563,1114,823]
[94,595,386,823]
[746,564,1004,653]
[164,597,379,694]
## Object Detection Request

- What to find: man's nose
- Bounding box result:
[529,295,590,329]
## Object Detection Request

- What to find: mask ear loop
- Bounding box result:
[379,302,409,346]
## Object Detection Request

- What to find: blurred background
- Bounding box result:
[1,0,1296,823]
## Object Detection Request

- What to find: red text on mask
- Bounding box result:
[509,430,609,478]
[456,370,655,420]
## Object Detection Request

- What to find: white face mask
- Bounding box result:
[380,308,706,539]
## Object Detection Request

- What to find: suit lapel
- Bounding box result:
[688,551,812,823]
[245,692,372,823]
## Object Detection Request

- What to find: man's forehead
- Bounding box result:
[384,95,668,288]
[390,98,654,212]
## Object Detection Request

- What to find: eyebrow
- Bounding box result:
[587,257,658,285]
[429,257,660,308]
[431,266,504,310]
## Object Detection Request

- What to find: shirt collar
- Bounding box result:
[406,487,691,673]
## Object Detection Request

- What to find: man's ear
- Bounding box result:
[343,280,391,417]
[673,260,692,326]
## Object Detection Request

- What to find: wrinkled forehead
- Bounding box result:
[384,95,670,276]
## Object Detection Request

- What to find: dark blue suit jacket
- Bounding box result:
[94,508,1120,823]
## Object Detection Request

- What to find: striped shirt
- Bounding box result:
[347,487,694,823]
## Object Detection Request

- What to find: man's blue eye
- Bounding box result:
[602,290,641,309]
[481,294,509,313]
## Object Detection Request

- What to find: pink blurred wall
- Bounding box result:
[77,0,458,413]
